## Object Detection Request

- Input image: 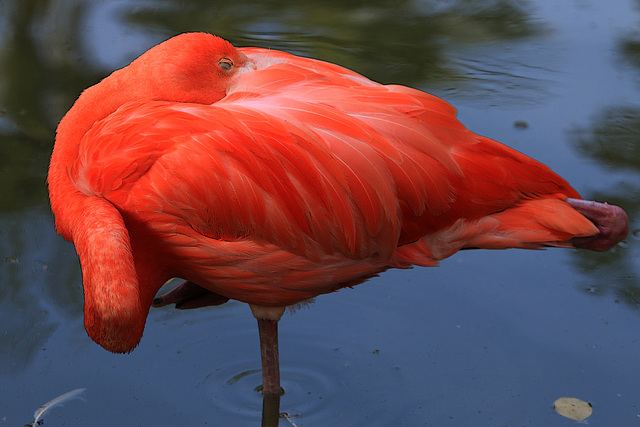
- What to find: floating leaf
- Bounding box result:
[554,397,592,421]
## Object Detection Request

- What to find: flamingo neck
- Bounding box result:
[48,69,147,240]
[48,72,163,352]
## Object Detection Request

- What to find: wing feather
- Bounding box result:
[73,47,582,268]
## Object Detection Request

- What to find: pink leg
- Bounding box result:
[257,318,282,395]
[152,280,229,309]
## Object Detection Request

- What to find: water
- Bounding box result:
[1,0,639,425]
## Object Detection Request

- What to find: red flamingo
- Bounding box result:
[48,33,628,398]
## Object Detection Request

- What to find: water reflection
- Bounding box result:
[569,106,640,307]
[0,0,639,424]
[620,0,640,70]
[126,0,539,85]
[563,0,640,306]
[0,0,543,142]
[0,208,81,374]
[0,1,106,139]
[0,134,50,212]
[0,0,542,139]
[0,0,636,371]
[622,37,640,70]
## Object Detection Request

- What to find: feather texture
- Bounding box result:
[31,388,86,426]
[47,33,628,353]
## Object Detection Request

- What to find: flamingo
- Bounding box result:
[48,33,628,402]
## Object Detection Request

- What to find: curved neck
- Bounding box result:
[48,70,161,352]
[48,68,148,239]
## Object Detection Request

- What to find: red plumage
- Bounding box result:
[48,33,627,366]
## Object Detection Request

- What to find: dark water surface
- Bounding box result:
[1,0,639,425]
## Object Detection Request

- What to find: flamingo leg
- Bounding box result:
[257,318,281,395]
[152,280,229,309]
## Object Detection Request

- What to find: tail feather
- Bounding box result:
[393,197,627,267]
[472,198,598,249]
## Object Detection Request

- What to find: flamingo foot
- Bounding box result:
[152,280,229,309]
[567,198,629,251]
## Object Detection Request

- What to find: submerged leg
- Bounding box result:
[261,393,281,427]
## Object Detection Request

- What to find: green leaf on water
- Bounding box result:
[554,397,593,421]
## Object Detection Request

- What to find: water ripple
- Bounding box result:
[197,334,342,422]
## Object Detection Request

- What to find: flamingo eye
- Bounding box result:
[218,58,233,71]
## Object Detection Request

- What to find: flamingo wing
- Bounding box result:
[73,97,400,260]
[50,33,626,353]
[71,46,598,302]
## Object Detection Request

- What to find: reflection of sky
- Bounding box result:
[537,0,640,111]
[80,1,166,70]
[0,208,82,374]
[449,0,640,193]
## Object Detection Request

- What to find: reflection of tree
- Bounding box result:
[0,0,106,213]
[620,0,640,71]
[0,0,99,371]
[124,0,539,85]
[0,0,540,214]
[0,1,105,138]
[576,0,640,308]
[570,107,640,308]
[0,134,50,211]
[622,38,640,69]
[574,108,640,170]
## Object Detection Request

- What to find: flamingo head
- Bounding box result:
[122,32,251,105]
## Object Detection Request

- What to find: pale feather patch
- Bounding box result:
[30,388,86,427]
[250,304,286,321]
